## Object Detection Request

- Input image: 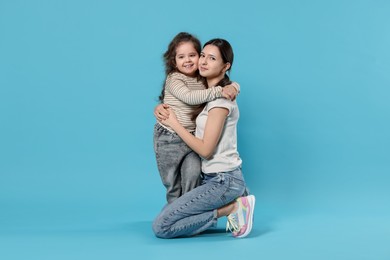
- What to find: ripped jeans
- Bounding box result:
[152,167,246,238]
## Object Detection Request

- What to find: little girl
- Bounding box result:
[154,32,239,203]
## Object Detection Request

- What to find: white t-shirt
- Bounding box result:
[195,98,242,173]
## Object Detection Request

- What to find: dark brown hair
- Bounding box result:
[191,38,235,120]
[203,38,234,87]
[158,32,202,102]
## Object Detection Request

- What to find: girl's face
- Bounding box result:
[198,44,230,81]
[175,42,199,77]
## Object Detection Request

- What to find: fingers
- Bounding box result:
[154,103,171,121]
[157,108,170,121]
[222,91,236,101]
[229,91,237,100]
[222,85,239,101]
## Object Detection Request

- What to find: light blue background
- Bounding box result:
[1,0,389,259]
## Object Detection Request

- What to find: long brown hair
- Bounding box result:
[191,38,235,120]
[203,38,234,88]
[158,32,202,103]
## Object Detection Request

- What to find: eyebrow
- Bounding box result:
[177,52,197,56]
[201,52,217,58]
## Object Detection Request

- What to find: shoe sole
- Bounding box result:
[236,195,255,238]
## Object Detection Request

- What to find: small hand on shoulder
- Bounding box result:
[222,83,239,101]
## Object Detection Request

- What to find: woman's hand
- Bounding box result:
[222,84,238,101]
[161,109,179,128]
[154,104,170,121]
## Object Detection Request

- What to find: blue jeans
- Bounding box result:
[154,123,202,203]
[152,167,246,238]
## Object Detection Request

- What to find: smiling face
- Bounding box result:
[174,41,199,77]
[198,44,230,86]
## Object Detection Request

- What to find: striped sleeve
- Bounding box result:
[166,75,223,105]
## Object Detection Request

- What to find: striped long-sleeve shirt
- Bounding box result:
[162,72,223,132]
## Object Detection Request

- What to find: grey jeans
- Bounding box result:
[154,123,202,203]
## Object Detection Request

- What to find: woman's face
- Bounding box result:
[198,44,229,80]
[174,41,199,77]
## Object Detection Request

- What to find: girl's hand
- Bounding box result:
[222,84,238,101]
[154,104,170,121]
[161,109,178,127]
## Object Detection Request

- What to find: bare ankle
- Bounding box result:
[230,201,238,214]
[217,201,237,218]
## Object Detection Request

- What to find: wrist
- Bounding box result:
[215,86,223,98]
[170,121,181,131]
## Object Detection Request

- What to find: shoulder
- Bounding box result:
[166,72,193,85]
[165,73,186,89]
[206,99,236,115]
[167,72,188,81]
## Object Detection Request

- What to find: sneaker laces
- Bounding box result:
[226,213,240,233]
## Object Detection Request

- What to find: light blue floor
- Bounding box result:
[1,202,389,260]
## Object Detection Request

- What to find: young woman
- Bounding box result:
[152,38,255,239]
[154,32,240,203]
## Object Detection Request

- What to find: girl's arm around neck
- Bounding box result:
[166,75,223,105]
[166,107,228,159]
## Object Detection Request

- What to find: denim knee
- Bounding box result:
[152,219,170,239]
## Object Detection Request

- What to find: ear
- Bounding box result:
[223,62,231,73]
